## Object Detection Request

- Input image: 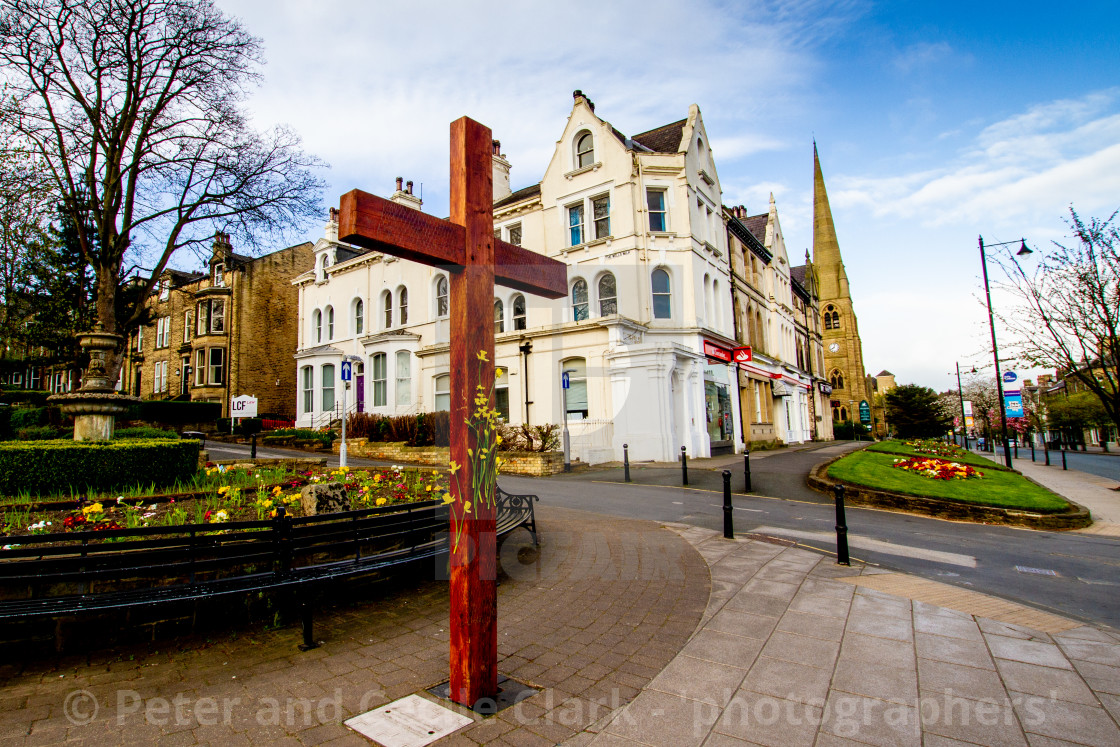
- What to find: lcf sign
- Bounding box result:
[230,395,258,418]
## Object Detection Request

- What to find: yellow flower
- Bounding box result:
[426,485,432,491]
[463,501,472,515]
[476,350,488,361]
[218,486,230,496]
[272,485,282,496]
[495,369,503,379]
[375,497,387,506]
[441,492,454,505]
[449,461,460,475]
[495,435,503,446]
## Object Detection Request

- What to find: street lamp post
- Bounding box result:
[978,236,1032,470]
[955,362,969,450]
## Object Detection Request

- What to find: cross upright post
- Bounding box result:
[336,116,567,709]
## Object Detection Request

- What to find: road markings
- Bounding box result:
[707,504,763,513]
[750,526,978,568]
[1015,566,1059,576]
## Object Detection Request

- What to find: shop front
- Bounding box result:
[702,341,735,455]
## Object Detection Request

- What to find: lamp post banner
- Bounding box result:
[1004,393,1024,418]
[1003,370,1021,394]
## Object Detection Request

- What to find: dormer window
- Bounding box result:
[212,263,224,287]
[575,132,594,168]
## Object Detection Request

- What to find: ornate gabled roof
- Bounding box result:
[876,370,894,377]
[631,118,687,153]
[727,212,772,263]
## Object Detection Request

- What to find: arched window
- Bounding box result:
[824,305,840,330]
[398,286,408,325]
[652,269,671,319]
[371,353,387,407]
[354,299,364,335]
[562,358,588,419]
[434,374,450,411]
[703,273,712,323]
[435,276,449,317]
[326,306,334,340]
[831,309,840,329]
[712,278,721,329]
[575,131,594,168]
[830,370,845,390]
[494,298,504,333]
[313,309,322,343]
[395,351,411,406]
[840,407,848,421]
[383,291,392,328]
[512,294,526,330]
[572,279,588,321]
[598,273,616,316]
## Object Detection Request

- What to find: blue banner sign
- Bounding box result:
[1004,393,1023,417]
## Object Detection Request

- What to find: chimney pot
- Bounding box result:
[329,207,338,222]
[406,180,413,195]
[492,139,501,155]
[395,176,403,191]
[573,89,583,100]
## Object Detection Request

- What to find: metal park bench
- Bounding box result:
[0,486,539,651]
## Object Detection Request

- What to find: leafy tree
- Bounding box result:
[885,384,950,439]
[1045,392,1109,447]
[996,207,1120,433]
[0,0,324,386]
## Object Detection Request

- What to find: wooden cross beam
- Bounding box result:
[337,117,567,708]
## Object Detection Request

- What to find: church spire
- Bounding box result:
[813,143,849,300]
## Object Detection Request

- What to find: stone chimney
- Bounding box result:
[211,230,233,262]
[390,176,423,211]
[324,207,339,242]
[492,139,511,202]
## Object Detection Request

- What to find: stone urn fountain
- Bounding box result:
[48,325,139,441]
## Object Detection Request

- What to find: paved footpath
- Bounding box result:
[2,506,1119,746]
[570,526,1120,746]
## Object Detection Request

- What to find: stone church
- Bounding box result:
[812,144,874,425]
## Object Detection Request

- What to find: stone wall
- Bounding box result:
[335,439,564,476]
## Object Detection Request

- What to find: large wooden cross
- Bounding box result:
[338,117,567,708]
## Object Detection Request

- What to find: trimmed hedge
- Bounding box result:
[0,387,50,407]
[112,426,180,440]
[10,407,51,430]
[0,439,201,495]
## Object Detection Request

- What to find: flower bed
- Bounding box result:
[0,463,449,541]
[891,456,983,480]
[902,439,968,459]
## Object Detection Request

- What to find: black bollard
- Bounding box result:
[744,451,752,493]
[1044,444,1050,466]
[681,445,688,486]
[722,470,734,539]
[1031,440,1035,462]
[1014,441,1019,459]
[251,432,258,460]
[1062,446,1068,470]
[833,484,850,566]
[623,443,631,483]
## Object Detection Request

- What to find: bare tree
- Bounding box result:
[0,0,324,383]
[995,207,1120,433]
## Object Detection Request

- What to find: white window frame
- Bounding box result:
[571,278,589,321]
[212,263,225,287]
[354,299,364,335]
[574,131,594,169]
[301,366,313,413]
[494,298,504,333]
[155,316,170,348]
[435,276,449,318]
[322,363,335,412]
[398,286,409,325]
[208,348,224,386]
[652,268,671,319]
[434,374,450,411]
[195,348,207,386]
[326,305,334,340]
[395,351,411,406]
[647,188,668,232]
[567,203,585,247]
[597,273,616,316]
[371,353,387,407]
[591,193,610,240]
[512,294,526,330]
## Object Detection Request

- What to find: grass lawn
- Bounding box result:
[828,450,1070,512]
[866,440,1008,470]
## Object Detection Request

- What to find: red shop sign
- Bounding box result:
[703,340,732,362]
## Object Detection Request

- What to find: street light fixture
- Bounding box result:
[978,235,1030,469]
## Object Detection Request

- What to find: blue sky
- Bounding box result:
[218,0,1120,392]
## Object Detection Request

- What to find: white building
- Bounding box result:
[293,92,742,463]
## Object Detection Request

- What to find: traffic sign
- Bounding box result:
[732,346,752,363]
[340,361,352,382]
[561,372,570,389]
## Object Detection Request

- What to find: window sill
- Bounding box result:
[563,162,602,180]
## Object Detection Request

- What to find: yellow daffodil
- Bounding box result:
[375,497,387,506]
[476,350,488,361]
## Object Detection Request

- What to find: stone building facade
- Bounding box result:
[122,233,313,419]
[294,92,743,463]
[727,197,833,447]
[813,144,874,425]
